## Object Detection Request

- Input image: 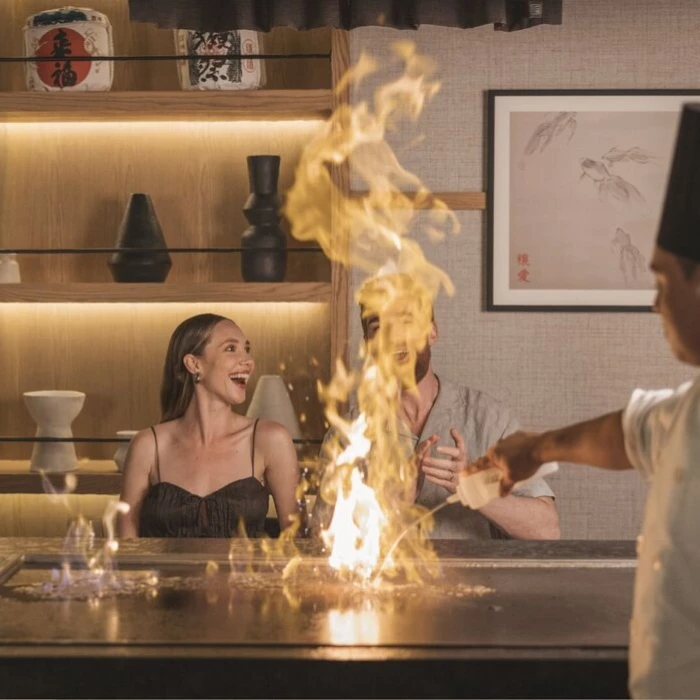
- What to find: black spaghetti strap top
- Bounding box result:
[138,421,269,538]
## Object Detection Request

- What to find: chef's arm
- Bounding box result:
[468,410,633,503]
[533,410,633,471]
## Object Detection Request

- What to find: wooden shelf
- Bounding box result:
[0,460,319,496]
[0,460,121,494]
[0,282,331,303]
[0,90,333,122]
[350,191,487,210]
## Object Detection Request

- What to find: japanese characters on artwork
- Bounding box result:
[23,7,114,91]
[516,252,530,284]
[174,30,266,91]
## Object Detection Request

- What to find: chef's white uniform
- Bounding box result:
[623,377,700,699]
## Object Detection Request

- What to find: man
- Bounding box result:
[312,272,560,540]
[467,104,700,698]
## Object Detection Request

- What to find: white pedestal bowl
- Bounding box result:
[23,390,86,473]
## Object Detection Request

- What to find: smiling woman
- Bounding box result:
[117,313,301,539]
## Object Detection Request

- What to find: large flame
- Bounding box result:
[285,42,459,582]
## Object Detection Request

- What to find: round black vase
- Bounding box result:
[241,155,287,283]
[108,193,172,283]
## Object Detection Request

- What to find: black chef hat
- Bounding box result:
[657,103,700,262]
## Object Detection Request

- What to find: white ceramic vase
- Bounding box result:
[23,7,114,92]
[112,430,138,472]
[0,254,21,283]
[174,29,266,91]
[23,390,86,473]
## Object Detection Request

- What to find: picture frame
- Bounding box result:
[486,89,700,311]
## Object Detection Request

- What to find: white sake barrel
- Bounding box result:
[174,29,266,91]
[23,7,114,91]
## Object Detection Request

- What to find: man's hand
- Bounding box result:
[421,428,468,494]
[466,430,544,496]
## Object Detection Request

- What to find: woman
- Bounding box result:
[118,313,300,538]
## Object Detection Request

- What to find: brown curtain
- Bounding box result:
[128,0,562,32]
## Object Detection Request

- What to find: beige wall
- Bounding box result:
[348,0,699,539]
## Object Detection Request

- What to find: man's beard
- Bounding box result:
[414,344,431,384]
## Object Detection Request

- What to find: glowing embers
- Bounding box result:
[14,566,160,602]
[16,500,136,601]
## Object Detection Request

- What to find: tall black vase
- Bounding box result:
[241,155,287,282]
[108,194,172,283]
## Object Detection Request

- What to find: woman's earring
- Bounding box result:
[194,371,201,384]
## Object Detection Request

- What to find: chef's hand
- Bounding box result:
[421,428,468,494]
[465,430,543,496]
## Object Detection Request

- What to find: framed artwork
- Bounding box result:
[487,89,700,311]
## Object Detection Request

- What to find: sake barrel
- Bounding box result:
[174,29,266,91]
[23,7,114,91]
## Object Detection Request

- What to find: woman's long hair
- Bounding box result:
[160,313,232,422]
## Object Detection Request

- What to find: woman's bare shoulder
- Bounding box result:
[255,419,293,445]
[125,424,172,468]
[129,427,157,452]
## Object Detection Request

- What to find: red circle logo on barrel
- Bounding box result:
[35,27,91,88]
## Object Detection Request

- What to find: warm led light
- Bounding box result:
[0,301,326,315]
[0,120,325,135]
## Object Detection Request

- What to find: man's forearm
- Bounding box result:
[479,496,560,540]
[534,410,633,471]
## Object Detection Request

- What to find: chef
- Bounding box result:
[465,103,700,699]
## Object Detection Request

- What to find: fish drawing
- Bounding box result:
[524,112,578,156]
[518,112,577,169]
[611,227,648,286]
[602,146,657,167]
[579,157,646,208]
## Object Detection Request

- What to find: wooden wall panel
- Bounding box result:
[263,28,331,90]
[330,29,350,367]
[0,302,330,460]
[0,494,117,536]
[0,120,330,283]
[0,1,330,91]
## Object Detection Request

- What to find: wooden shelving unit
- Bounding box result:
[0,282,331,304]
[0,22,350,476]
[0,90,333,122]
[0,460,319,495]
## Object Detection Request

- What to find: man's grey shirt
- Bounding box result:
[312,376,555,539]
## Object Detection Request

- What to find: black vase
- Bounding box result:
[241,155,287,282]
[108,194,172,283]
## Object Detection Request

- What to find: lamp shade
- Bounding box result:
[246,375,301,440]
